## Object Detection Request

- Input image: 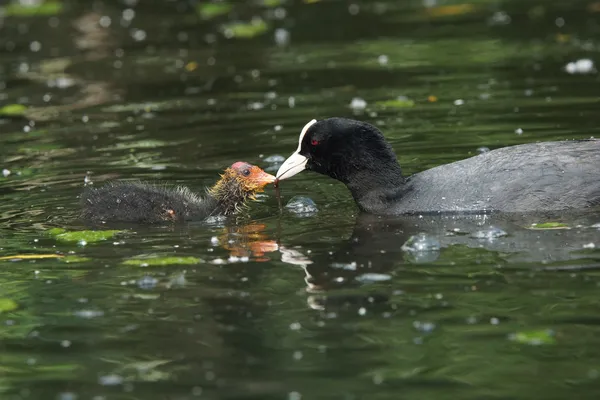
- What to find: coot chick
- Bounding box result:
[82,162,275,223]
[276,118,600,215]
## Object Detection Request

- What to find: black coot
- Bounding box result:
[275,118,600,214]
[82,162,275,223]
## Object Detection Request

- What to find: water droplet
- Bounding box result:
[289,322,301,331]
[288,392,302,400]
[401,233,441,252]
[274,28,290,46]
[377,54,389,66]
[413,320,436,333]
[99,374,123,386]
[137,276,158,290]
[73,309,104,319]
[285,196,318,216]
[29,41,41,52]
[355,273,391,283]
[264,154,285,163]
[57,392,77,400]
[349,97,367,111]
[471,226,508,240]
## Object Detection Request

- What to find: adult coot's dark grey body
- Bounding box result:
[275,118,600,215]
[82,162,275,223]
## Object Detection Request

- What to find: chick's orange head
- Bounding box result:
[230,161,275,191]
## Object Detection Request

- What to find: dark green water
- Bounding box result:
[1,0,600,399]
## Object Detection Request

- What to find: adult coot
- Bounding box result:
[275,118,600,214]
[82,161,275,223]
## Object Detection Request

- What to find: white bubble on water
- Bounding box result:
[349,97,367,111]
[377,54,389,65]
[99,374,124,386]
[401,233,441,252]
[565,58,595,74]
[285,196,318,216]
[274,28,290,46]
[471,226,508,240]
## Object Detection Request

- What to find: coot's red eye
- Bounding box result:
[311,139,320,146]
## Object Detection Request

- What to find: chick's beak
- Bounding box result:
[249,166,276,188]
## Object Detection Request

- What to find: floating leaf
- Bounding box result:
[375,97,415,109]
[529,222,570,230]
[0,299,18,313]
[0,104,27,117]
[123,256,203,267]
[0,254,63,261]
[508,329,556,345]
[3,1,64,17]
[223,19,269,38]
[196,2,232,20]
[49,228,122,243]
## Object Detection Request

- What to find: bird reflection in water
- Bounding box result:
[214,223,279,262]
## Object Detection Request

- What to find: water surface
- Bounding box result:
[1,0,600,399]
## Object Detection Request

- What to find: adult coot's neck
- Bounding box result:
[324,119,407,214]
[345,158,406,214]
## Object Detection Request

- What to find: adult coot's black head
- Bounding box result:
[276,118,405,210]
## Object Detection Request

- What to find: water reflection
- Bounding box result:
[2,0,600,398]
[278,210,600,311]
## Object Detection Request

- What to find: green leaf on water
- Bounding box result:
[49,229,122,243]
[0,104,27,117]
[0,299,18,313]
[196,2,232,20]
[48,228,67,236]
[223,19,269,38]
[3,1,64,17]
[122,256,203,267]
[375,97,415,109]
[509,329,556,345]
[529,222,570,230]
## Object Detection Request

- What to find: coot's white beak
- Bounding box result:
[276,119,317,181]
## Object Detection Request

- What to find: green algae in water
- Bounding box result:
[0,104,27,117]
[3,1,63,16]
[122,256,203,267]
[223,19,269,38]
[375,97,415,109]
[509,329,556,345]
[262,0,284,6]
[48,228,122,243]
[196,2,232,20]
[529,222,570,230]
[0,299,18,313]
